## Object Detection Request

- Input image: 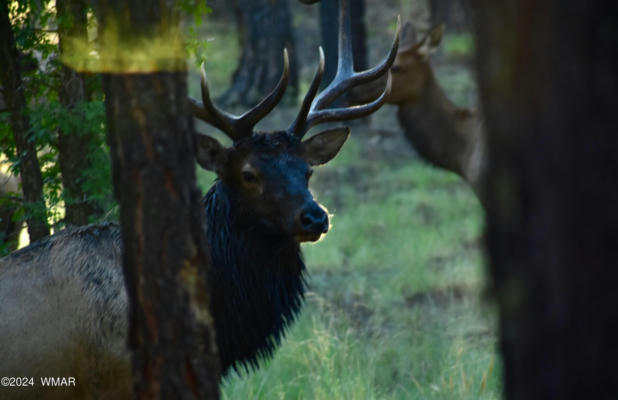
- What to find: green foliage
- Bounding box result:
[181,0,213,66]
[0,1,215,248]
[9,0,57,60]
[0,0,215,249]
[0,0,114,236]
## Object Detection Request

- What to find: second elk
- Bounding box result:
[354,22,486,197]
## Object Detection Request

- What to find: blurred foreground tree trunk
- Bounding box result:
[57,0,104,225]
[219,0,298,107]
[0,0,50,242]
[474,1,618,399]
[319,0,367,88]
[96,0,220,398]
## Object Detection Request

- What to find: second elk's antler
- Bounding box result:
[190,0,400,141]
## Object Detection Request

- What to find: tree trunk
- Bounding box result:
[57,0,103,225]
[319,0,367,88]
[0,0,49,242]
[96,1,220,398]
[473,1,618,399]
[0,173,20,254]
[219,0,298,107]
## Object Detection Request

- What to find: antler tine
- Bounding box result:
[313,14,400,111]
[290,0,399,139]
[288,46,325,137]
[238,49,289,132]
[190,49,289,142]
[304,71,392,132]
[190,64,240,140]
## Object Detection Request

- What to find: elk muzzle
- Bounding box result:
[294,202,329,242]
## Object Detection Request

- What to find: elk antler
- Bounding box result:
[288,0,400,138]
[190,49,290,142]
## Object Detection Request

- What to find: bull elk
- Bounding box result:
[0,2,399,399]
[354,22,486,197]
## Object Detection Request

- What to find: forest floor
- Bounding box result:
[194,1,501,399]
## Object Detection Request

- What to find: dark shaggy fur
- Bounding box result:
[204,181,307,373]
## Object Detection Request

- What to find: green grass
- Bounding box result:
[196,138,501,399]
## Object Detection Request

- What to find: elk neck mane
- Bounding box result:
[203,179,307,375]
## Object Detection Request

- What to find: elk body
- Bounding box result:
[0,4,399,399]
[355,22,486,196]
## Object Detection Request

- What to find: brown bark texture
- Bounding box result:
[57,0,102,225]
[0,0,50,242]
[98,1,220,398]
[473,1,618,399]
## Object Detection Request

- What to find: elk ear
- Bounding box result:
[417,24,444,58]
[195,133,228,173]
[301,127,350,166]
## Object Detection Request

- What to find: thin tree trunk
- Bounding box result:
[0,0,49,242]
[96,1,220,398]
[219,0,298,107]
[57,0,102,225]
[0,173,20,253]
[473,1,618,398]
[319,0,367,88]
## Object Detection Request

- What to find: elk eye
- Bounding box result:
[241,170,259,184]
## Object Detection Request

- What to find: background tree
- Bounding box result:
[1,0,113,253]
[56,0,105,225]
[218,0,298,106]
[0,172,20,253]
[318,0,367,88]
[428,0,471,31]
[473,1,618,398]
[95,0,220,397]
[0,0,50,242]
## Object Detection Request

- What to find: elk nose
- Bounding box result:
[299,204,329,235]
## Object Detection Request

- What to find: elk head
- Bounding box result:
[190,5,400,243]
[350,22,444,105]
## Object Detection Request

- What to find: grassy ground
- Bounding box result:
[197,138,500,399]
[194,2,501,398]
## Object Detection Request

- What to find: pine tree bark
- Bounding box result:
[473,1,618,398]
[57,0,103,225]
[96,1,220,398]
[0,0,49,242]
[219,0,298,107]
